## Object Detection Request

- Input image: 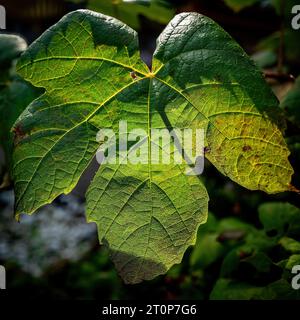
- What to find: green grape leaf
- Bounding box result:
[14,10,293,283]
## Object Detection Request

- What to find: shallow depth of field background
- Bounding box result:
[0,0,300,299]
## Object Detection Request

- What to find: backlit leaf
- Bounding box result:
[13,10,293,283]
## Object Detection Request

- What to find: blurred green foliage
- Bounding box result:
[281,76,300,127]
[5,202,300,299]
[68,0,175,29]
[0,35,41,184]
[223,0,260,12]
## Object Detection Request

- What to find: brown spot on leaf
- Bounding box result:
[12,124,27,145]
[204,146,211,154]
[130,71,137,80]
[288,184,300,194]
[255,163,262,167]
[242,145,252,152]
